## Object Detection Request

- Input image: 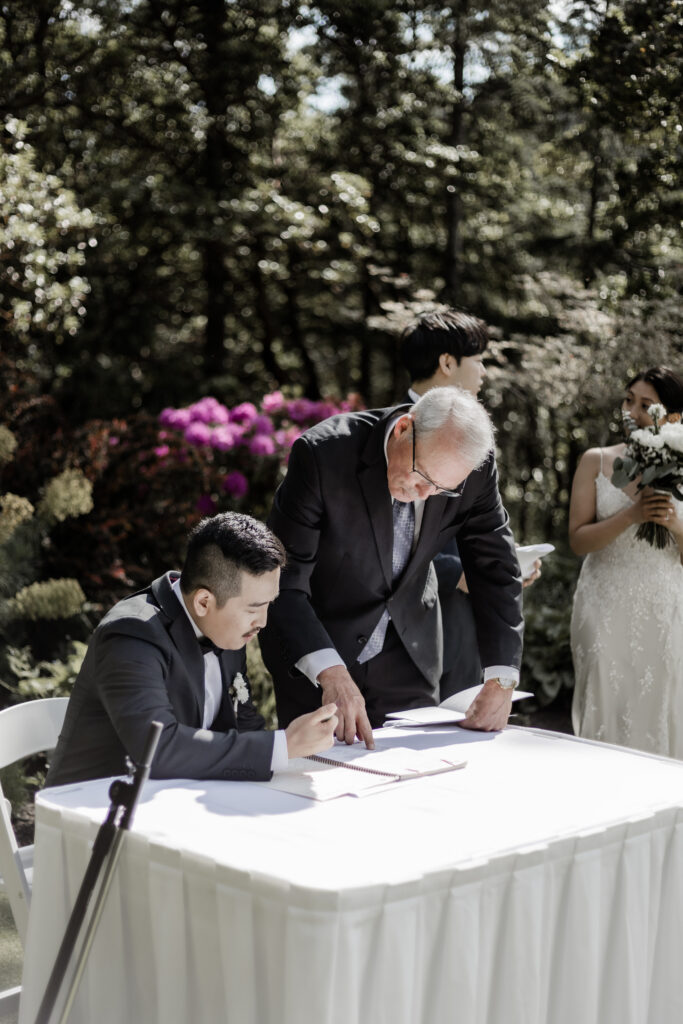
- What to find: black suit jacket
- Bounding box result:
[46,572,274,787]
[260,406,523,691]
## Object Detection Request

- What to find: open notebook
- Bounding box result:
[385,683,533,726]
[261,743,467,801]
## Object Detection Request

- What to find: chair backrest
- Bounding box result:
[0,697,70,771]
[0,697,69,944]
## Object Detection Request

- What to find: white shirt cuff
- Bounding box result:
[270,729,289,772]
[295,648,345,686]
[483,666,520,685]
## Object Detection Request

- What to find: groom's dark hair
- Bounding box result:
[627,366,683,415]
[400,308,489,383]
[180,512,286,607]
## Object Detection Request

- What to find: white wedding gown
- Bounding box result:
[571,466,683,759]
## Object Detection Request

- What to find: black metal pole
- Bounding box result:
[33,721,163,1024]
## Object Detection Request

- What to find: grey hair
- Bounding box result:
[412,386,495,470]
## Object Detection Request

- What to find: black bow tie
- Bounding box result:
[198,635,223,657]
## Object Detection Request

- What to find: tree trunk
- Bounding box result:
[283,252,321,398]
[583,136,601,286]
[443,0,468,302]
[251,241,283,385]
[201,0,231,376]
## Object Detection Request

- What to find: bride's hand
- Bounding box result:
[638,488,679,530]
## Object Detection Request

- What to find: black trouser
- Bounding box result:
[439,589,483,701]
[272,621,438,729]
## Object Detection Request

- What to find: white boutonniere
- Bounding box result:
[231,672,249,714]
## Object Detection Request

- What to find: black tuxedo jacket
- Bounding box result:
[260,406,523,691]
[46,572,274,787]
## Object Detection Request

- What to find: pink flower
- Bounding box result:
[196,494,217,514]
[184,422,212,446]
[311,400,339,422]
[248,434,276,456]
[159,407,192,430]
[252,414,275,435]
[154,445,170,458]
[274,427,303,450]
[230,402,259,426]
[108,436,120,447]
[223,471,249,499]
[210,425,239,451]
[286,398,317,423]
[341,392,363,412]
[189,397,230,425]
[262,390,285,413]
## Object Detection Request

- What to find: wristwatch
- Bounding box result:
[493,675,518,691]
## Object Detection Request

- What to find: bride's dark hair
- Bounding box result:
[626,366,683,414]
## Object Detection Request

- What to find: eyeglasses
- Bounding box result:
[410,422,462,498]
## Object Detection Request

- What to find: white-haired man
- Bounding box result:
[260,387,524,749]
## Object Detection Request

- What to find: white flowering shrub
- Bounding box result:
[0,426,92,706]
[0,118,97,344]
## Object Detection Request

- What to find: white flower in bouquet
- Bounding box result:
[621,409,637,435]
[647,403,667,424]
[231,671,249,714]
[630,429,665,449]
[611,409,683,548]
[660,421,683,454]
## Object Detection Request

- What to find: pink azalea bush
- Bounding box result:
[157,391,363,512]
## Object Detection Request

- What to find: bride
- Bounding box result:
[569,366,683,759]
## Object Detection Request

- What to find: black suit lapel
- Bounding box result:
[357,413,403,588]
[412,494,450,569]
[213,652,239,730]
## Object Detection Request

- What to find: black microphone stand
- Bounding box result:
[33,720,163,1024]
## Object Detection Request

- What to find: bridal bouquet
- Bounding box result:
[612,404,683,548]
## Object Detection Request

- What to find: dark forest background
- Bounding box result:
[1,0,682,725]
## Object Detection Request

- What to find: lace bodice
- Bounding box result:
[588,471,683,583]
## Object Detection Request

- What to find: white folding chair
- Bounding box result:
[0,696,69,942]
[0,697,69,1016]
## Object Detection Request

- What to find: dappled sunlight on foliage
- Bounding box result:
[1,1,681,718]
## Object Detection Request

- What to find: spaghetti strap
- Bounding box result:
[599,448,604,475]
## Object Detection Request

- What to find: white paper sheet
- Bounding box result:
[386,684,533,725]
[515,542,555,578]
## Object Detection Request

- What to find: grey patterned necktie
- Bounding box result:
[358,500,415,663]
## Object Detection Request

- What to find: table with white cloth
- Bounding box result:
[18,725,683,1024]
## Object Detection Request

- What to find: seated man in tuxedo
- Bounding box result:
[259,386,524,750]
[46,512,337,787]
[399,309,540,700]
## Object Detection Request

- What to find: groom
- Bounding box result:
[259,386,524,748]
[46,512,337,787]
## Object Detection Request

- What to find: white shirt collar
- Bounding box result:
[171,576,203,639]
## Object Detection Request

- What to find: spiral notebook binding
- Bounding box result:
[305,754,401,779]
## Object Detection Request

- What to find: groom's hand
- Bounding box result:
[458,677,513,732]
[318,665,375,748]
